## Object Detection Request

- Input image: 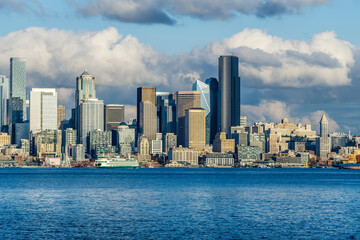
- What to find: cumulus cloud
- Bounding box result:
[0,27,167,91]
[242,100,340,133]
[75,0,328,24]
[0,26,357,130]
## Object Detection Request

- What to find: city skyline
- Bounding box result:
[0,1,358,133]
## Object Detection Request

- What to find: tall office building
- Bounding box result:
[192,80,210,144]
[30,88,57,134]
[0,75,9,128]
[185,108,206,151]
[139,100,157,141]
[104,104,125,131]
[176,91,201,147]
[79,98,104,145]
[205,77,218,144]
[317,113,330,158]
[87,129,113,158]
[75,70,96,135]
[218,56,240,136]
[9,57,27,124]
[137,87,156,135]
[57,105,66,129]
[156,92,170,132]
[159,93,176,134]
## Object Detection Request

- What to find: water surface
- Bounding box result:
[0,168,359,239]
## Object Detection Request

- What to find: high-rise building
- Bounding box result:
[159,93,176,134]
[72,144,85,161]
[218,56,240,136]
[164,133,177,154]
[185,108,206,151]
[0,75,9,128]
[137,87,156,135]
[205,77,218,144]
[79,98,104,145]
[87,129,113,159]
[192,80,210,144]
[63,128,77,154]
[176,91,201,147]
[75,70,96,135]
[156,92,170,132]
[139,100,157,141]
[9,57,27,124]
[30,88,57,134]
[57,105,65,129]
[15,122,29,147]
[316,113,330,158]
[116,122,135,155]
[32,129,62,158]
[104,104,125,131]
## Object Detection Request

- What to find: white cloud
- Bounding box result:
[0,26,357,131]
[76,0,328,24]
[0,27,167,90]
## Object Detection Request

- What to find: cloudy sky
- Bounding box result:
[0,0,359,133]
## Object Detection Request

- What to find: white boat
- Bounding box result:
[94,156,139,169]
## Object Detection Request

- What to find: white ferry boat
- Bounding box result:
[94,156,139,169]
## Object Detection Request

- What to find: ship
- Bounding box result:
[94,155,139,169]
[333,145,360,169]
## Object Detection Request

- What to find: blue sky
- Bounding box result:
[0,0,359,133]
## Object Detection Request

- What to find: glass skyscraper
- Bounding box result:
[192,80,211,144]
[75,70,96,142]
[0,75,9,128]
[219,56,240,136]
[10,57,26,124]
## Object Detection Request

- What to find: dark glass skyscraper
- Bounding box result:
[218,56,240,136]
[205,77,218,144]
[10,57,26,124]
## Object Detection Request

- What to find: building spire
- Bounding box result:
[320,113,328,123]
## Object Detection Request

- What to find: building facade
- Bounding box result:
[185,108,206,151]
[176,91,201,147]
[218,56,240,136]
[79,98,104,146]
[104,104,125,131]
[30,88,57,134]
[192,81,211,144]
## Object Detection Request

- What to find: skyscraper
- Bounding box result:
[156,92,170,132]
[79,98,104,146]
[218,56,240,136]
[30,88,57,134]
[57,105,66,129]
[0,75,9,128]
[9,57,27,124]
[104,104,125,131]
[176,91,201,146]
[75,70,96,136]
[159,93,176,134]
[192,80,210,144]
[139,100,157,141]
[205,77,218,144]
[137,87,156,135]
[185,108,206,151]
[317,113,330,158]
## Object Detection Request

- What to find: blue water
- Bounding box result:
[0,168,360,239]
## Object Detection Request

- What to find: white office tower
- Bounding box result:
[80,98,104,145]
[30,88,57,134]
